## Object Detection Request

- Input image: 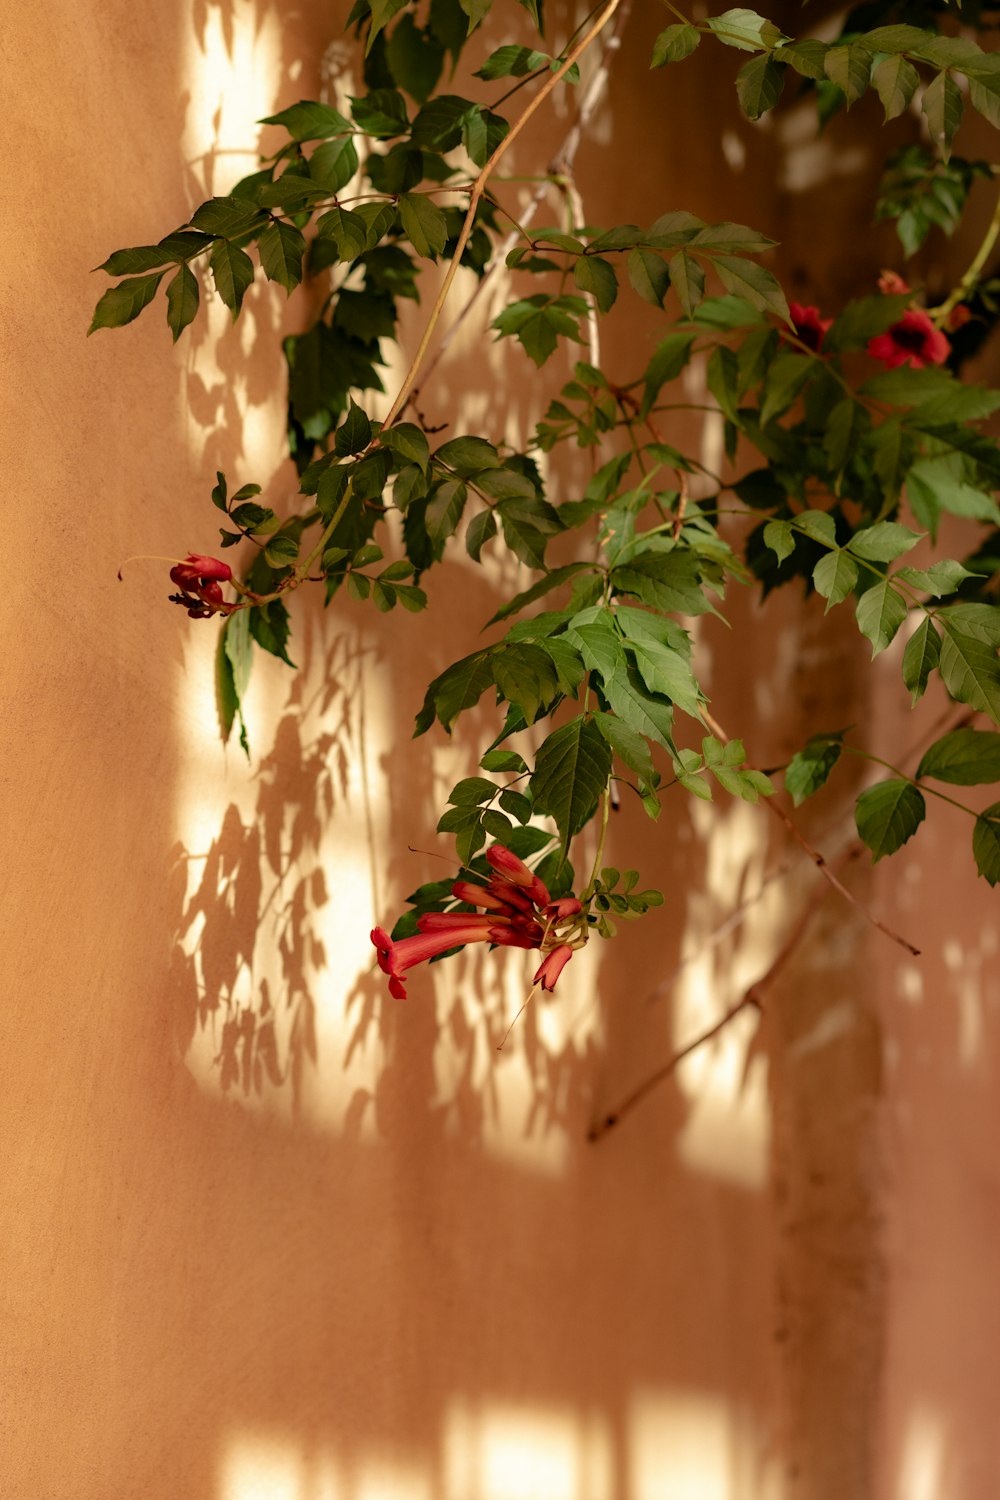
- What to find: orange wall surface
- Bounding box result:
[2,4,999,1499]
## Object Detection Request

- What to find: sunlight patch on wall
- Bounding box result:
[628,1391,758,1500]
[179,0,288,475]
[220,1430,309,1500]
[896,1405,945,1500]
[174,624,391,1132]
[670,800,772,1190]
[444,1398,612,1500]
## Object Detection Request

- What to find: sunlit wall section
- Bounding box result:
[173,5,395,1133]
[669,797,774,1190]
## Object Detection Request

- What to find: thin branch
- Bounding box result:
[378,0,626,436]
[699,707,921,957]
[588,846,852,1141]
[404,0,633,414]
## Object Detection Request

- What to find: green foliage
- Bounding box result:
[96,0,1000,943]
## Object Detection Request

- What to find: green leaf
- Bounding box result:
[367,0,409,49]
[625,637,702,716]
[219,608,252,755]
[210,239,254,317]
[670,251,704,317]
[499,788,533,824]
[261,100,350,140]
[574,255,618,313]
[603,663,675,751]
[922,70,964,158]
[895,560,975,598]
[772,39,829,81]
[476,44,549,80]
[795,510,837,546]
[380,421,429,472]
[449,775,497,805]
[264,533,300,567]
[612,548,711,616]
[481,749,527,773]
[813,550,858,609]
[309,136,360,191]
[706,7,784,51]
[824,43,871,106]
[465,508,497,561]
[972,803,1000,885]
[901,617,940,704]
[712,256,789,322]
[651,23,701,66]
[415,650,495,734]
[855,581,908,657]
[258,221,306,293]
[435,435,499,473]
[873,54,919,121]
[189,196,268,236]
[88,271,166,333]
[758,350,811,426]
[938,618,1000,724]
[317,205,368,261]
[461,106,508,168]
[917,727,1000,785]
[399,193,448,257]
[531,717,612,848]
[165,263,199,341]
[349,89,409,137]
[248,598,295,667]
[848,521,923,563]
[492,641,560,723]
[426,478,468,550]
[855,779,926,862]
[334,399,373,457]
[96,237,210,275]
[487,562,594,624]
[627,248,670,307]
[763,519,794,563]
[785,732,844,806]
[593,712,657,791]
[736,54,785,119]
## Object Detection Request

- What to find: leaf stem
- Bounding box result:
[932,178,1000,324]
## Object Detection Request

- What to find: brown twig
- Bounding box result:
[403,0,633,416]
[699,707,921,957]
[379,0,625,436]
[588,845,855,1141]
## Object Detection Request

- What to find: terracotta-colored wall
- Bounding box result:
[3,3,999,1498]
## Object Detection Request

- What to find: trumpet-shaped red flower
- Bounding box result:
[371,845,585,999]
[867,309,950,370]
[371,920,511,1001]
[169,554,233,617]
[485,843,551,909]
[788,302,832,353]
[534,944,575,992]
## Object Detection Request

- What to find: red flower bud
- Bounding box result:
[533,944,574,992]
[168,554,233,617]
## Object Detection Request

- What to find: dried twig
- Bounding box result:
[699,707,920,957]
[404,0,634,414]
[588,845,857,1141]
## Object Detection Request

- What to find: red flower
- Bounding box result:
[370,845,587,1000]
[866,309,950,370]
[877,269,910,296]
[534,944,575,992]
[788,303,833,353]
[371,920,509,1001]
[168,554,233,617]
[485,843,551,909]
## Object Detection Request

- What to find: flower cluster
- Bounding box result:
[168,554,233,617]
[370,844,584,1000]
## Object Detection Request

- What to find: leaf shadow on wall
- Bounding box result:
[168,632,354,1113]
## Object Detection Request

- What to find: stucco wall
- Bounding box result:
[3,3,1000,1499]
